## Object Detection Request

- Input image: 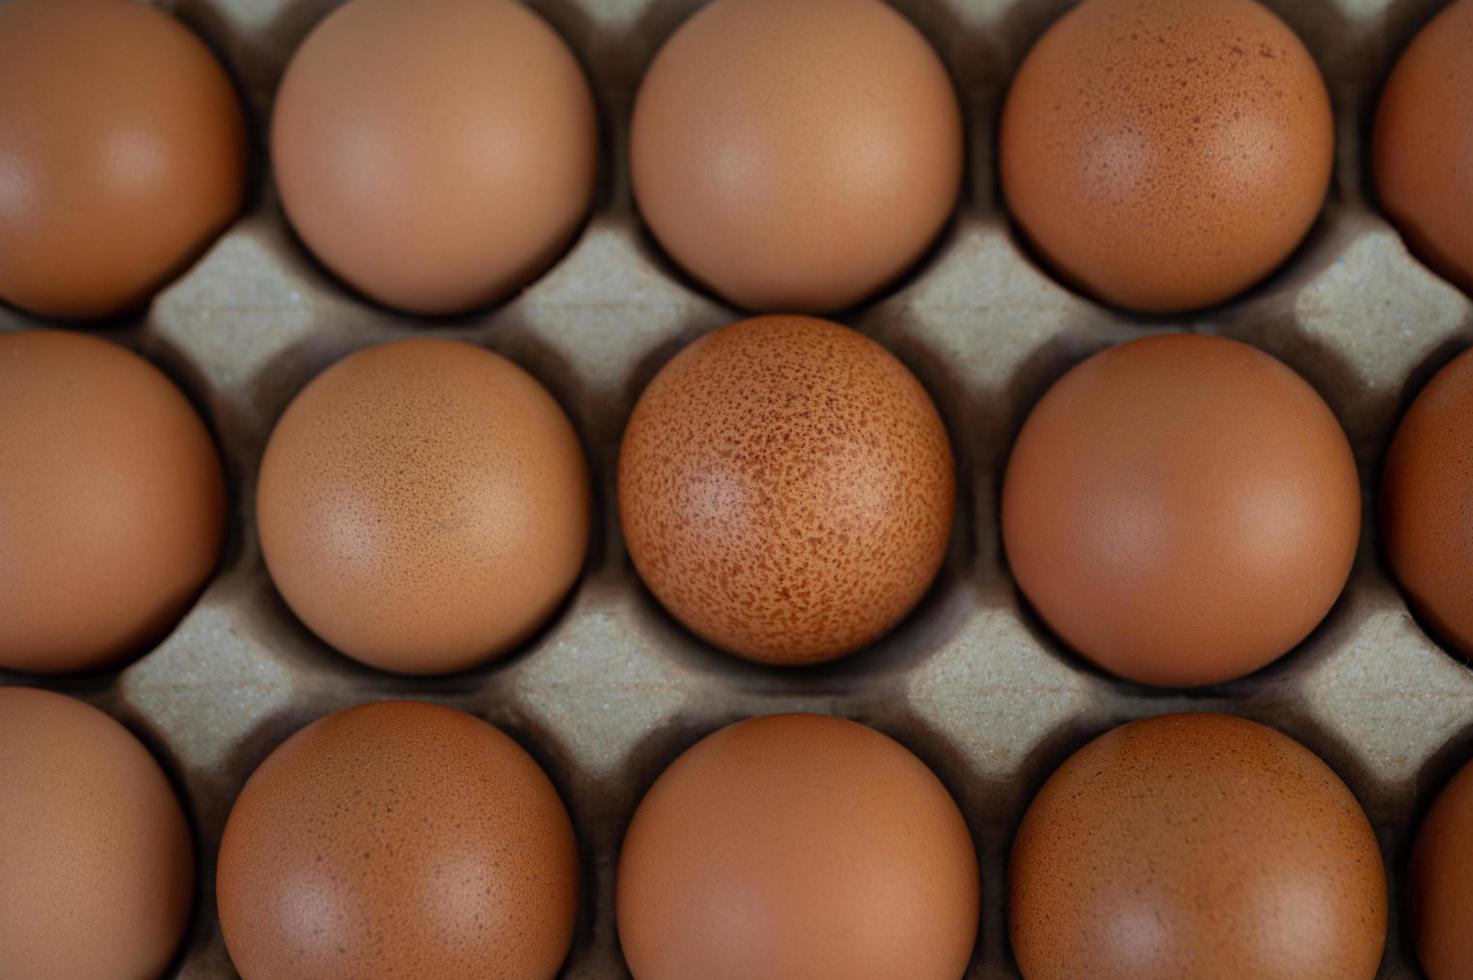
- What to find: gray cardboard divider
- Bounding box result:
[3,0,1473,976]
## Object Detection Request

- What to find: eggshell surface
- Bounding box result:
[0,0,246,320]
[630,0,963,313]
[0,687,196,980]
[1409,755,1473,980]
[618,315,955,665]
[999,0,1333,313]
[1001,333,1359,687]
[1374,0,1473,295]
[0,330,227,674]
[256,338,590,675]
[1383,347,1473,657]
[271,0,598,315]
[217,701,579,980]
[1008,713,1387,980]
[616,714,979,979]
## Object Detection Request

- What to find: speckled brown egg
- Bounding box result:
[1008,713,1387,980]
[618,315,955,665]
[257,339,590,675]
[617,714,979,979]
[630,0,963,313]
[1383,347,1473,657]
[1001,333,1359,687]
[1409,754,1473,980]
[0,0,246,321]
[0,330,227,675]
[272,0,598,315]
[999,0,1333,313]
[217,701,578,980]
[1375,0,1473,295]
[0,687,195,980]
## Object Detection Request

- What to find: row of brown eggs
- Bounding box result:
[4,1,1473,980]
[5,315,1473,687]
[1,0,1471,323]
[8,687,1473,978]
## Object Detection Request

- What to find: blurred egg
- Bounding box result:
[1375,0,1473,295]
[618,315,954,665]
[0,330,226,674]
[617,714,979,979]
[1383,347,1473,656]
[217,701,579,980]
[0,0,246,320]
[1001,333,1359,687]
[1409,754,1473,980]
[0,687,195,980]
[272,0,598,315]
[1000,0,1333,313]
[631,0,963,312]
[257,338,590,675]
[1008,713,1386,979]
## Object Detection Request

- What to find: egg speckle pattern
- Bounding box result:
[618,315,954,665]
[257,339,590,675]
[1000,0,1333,313]
[1008,713,1387,980]
[216,701,580,980]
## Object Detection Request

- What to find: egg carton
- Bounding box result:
[3,0,1472,976]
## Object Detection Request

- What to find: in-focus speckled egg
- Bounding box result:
[0,330,227,674]
[617,714,979,979]
[1383,347,1473,657]
[0,0,246,320]
[272,0,598,315]
[1008,713,1386,980]
[1000,0,1333,313]
[631,0,963,313]
[257,339,590,675]
[1374,0,1473,296]
[0,687,195,980]
[217,701,579,980]
[1001,333,1359,687]
[618,315,955,665]
[1409,754,1473,980]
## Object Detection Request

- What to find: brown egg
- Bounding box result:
[272,0,598,315]
[999,0,1333,313]
[1001,333,1359,687]
[0,330,226,674]
[618,315,954,665]
[257,338,590,675]
[617,714,979,979]
[217,701,579,980]
[1383,348,1473,656]
[1008,713,1387,980]
[630,0,963,313]
[0,687,195,980]
[1409,755,1473,980]
[0,0,246,321]
[1374,0,1473,295]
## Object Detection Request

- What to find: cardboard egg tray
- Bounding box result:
[3,0,1473,975]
